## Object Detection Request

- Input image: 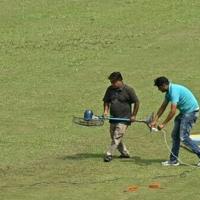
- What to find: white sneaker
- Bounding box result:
[161,160,180,166]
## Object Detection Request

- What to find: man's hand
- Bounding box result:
[149,120,157,128]
[130,115,136,122]
[103,112,109,118]
[157,124,165,130]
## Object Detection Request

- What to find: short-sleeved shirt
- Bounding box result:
[165,83,199,114]
[103,84,139,124]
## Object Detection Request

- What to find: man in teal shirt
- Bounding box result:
[151,76,200,166]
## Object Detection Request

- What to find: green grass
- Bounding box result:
[0,0,200,199]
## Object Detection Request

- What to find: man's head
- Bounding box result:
[108,72,123,88]
[154,76,170,93]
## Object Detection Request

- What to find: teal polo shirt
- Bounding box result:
[165,83,199,114]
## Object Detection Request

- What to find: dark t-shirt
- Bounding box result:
[103,84,139,124]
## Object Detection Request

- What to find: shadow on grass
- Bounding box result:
[58,153,164,166]
[59,153,105,160]
[121,156,165,166]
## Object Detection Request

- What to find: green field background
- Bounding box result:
[0,0,200,199]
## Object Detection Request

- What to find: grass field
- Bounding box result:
[0,0,200,199]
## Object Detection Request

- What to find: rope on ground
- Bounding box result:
[162,129,199,168]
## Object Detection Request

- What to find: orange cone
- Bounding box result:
[148,182,161,189]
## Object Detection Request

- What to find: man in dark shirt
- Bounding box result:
[103,72,139,162]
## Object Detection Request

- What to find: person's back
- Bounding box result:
[165,83,199,114]
[151,76,200,166]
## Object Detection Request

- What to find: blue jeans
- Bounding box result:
[170,111,200,161]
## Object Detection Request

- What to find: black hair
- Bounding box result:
[108,72,123,82]
[154,76,169,87]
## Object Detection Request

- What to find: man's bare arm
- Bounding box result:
[131,101,140,122]
[161,104,177,126]
[154,100,169,121]
[103,102,110,116]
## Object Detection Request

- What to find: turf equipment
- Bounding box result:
[73,116,104,126]
[73,110,155,131]
[84,110,94,121]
